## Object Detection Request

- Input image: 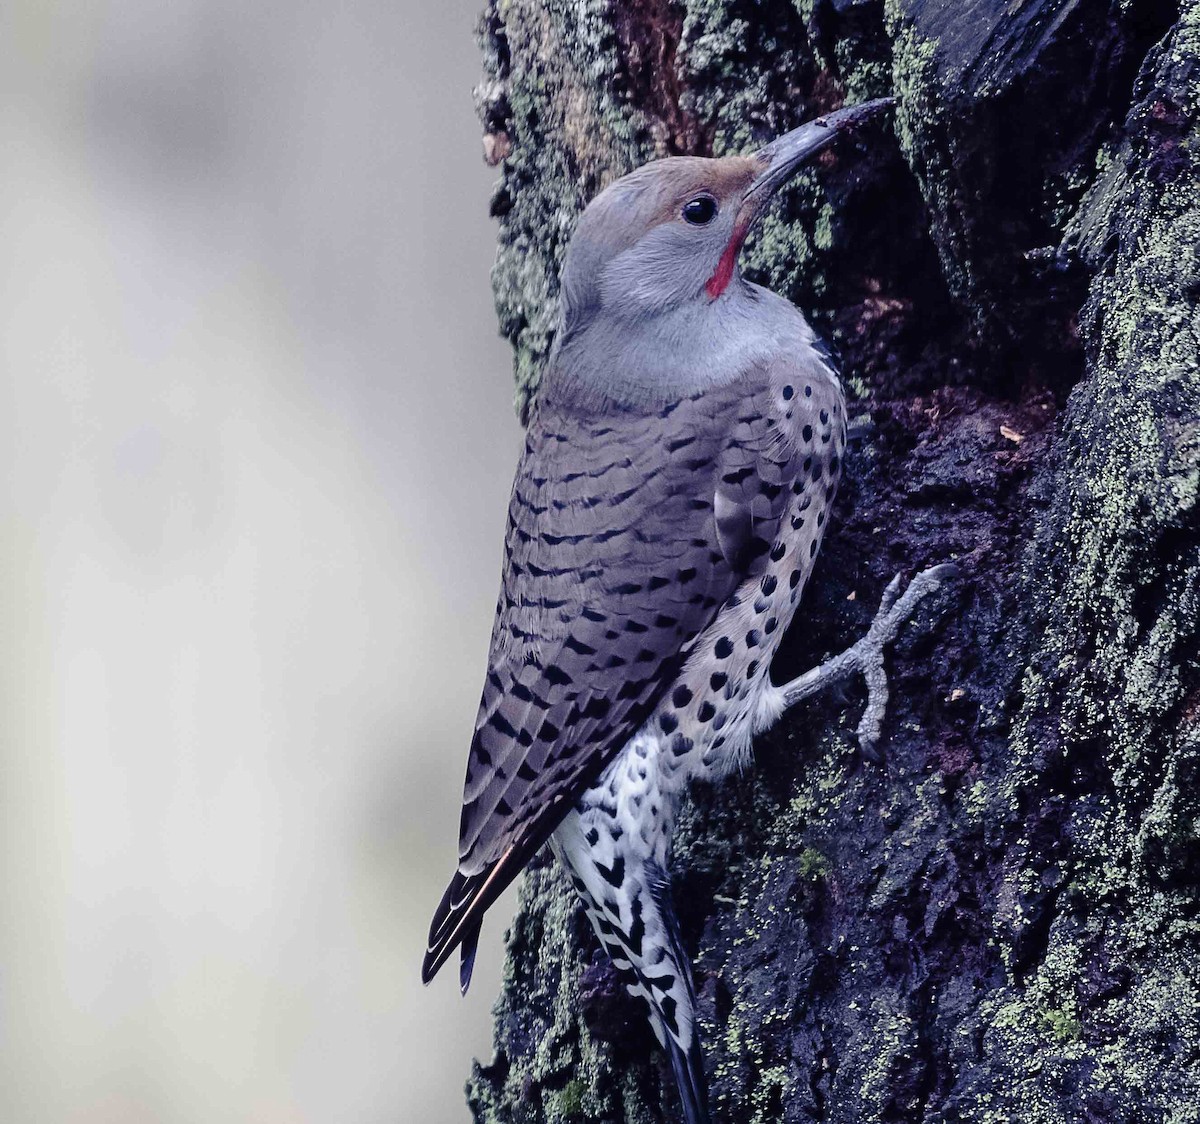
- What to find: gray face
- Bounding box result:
[559,155,762,330]
[547,151,802,410]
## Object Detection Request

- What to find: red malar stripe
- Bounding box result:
[705,220,750,299]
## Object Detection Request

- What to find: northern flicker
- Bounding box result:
[423,98,954,1123]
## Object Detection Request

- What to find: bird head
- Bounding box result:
[559,99,894,328]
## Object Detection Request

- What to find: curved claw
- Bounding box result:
[868,564,960,643]
[906,562,962,598]
[856,655,890,763]
[878,571,905,615]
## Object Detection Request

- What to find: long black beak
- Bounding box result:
[743,97,895,211]
[705,98,895,301]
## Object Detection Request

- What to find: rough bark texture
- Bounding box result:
[466,2,1200,1121]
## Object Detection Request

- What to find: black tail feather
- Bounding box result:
[423,868,480,985]
[647,862,699,1011]
[666,1032,711,1124]
[646,861,710,1123]
[459,919,482,994]
[423,805,570,988]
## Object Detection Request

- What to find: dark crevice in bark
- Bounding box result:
[611,0,696,154]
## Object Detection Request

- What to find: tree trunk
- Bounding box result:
[466,2,1200,1120]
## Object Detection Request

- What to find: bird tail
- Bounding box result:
[666,1029,711,1124]
[423,864,501,992]
[458,919,482,994]
[647,861,710,1124]
[422,827,544,992]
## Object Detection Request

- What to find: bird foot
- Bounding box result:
[776,564,959,762]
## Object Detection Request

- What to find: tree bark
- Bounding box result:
[466,2,1200,1120]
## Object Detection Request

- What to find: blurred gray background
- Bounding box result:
[0,1,522,1120]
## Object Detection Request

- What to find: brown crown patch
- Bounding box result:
[642,155,763,227]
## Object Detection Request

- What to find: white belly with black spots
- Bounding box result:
[550,358,846,1055]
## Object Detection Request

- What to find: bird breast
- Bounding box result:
[582,367,847,862]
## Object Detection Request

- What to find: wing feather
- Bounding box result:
[424,357,827,988]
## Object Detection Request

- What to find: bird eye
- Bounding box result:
[681,195,718,225]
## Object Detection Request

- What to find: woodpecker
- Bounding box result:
[423,99,954,1124]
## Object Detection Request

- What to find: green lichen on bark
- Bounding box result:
[965,9,1200,1119]
[885,0,1176,354]
[478,0,666,415]
[466,1,1199,1121]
